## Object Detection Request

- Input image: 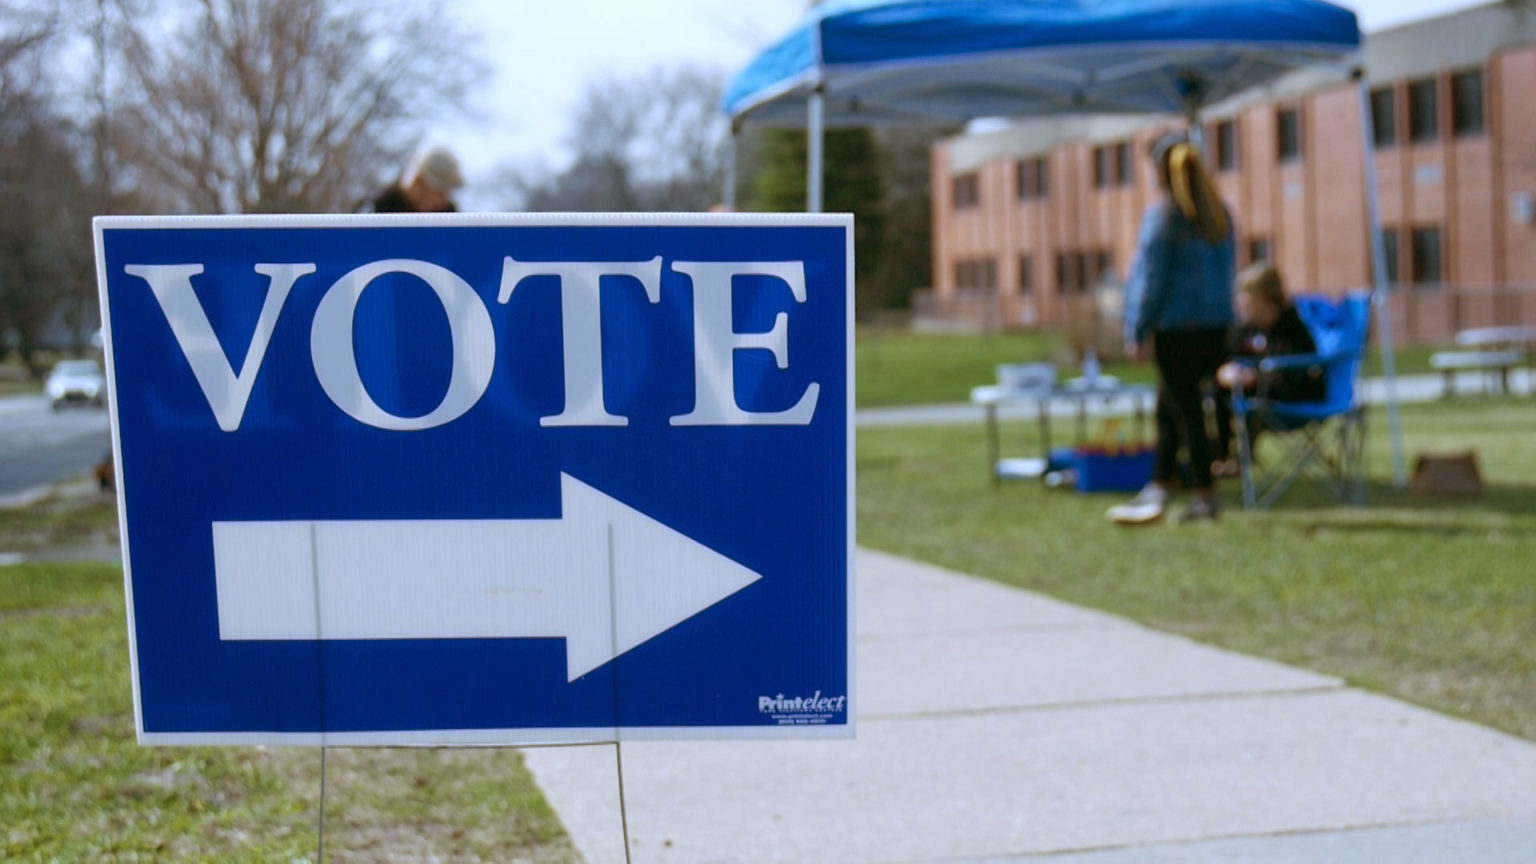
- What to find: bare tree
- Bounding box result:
[515,64,729,212]
[82,0,142,216]
[114,0,482,214]
[0,98,95,368]
[0,1,97,371]
[0,2,57,89]
[613,65,730,211]
[872,125,954,313]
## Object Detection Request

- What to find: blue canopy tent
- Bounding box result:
[724,0,1407,488]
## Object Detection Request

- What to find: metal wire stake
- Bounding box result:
[614,741,633,864]
[310,522,330,864]
[608,524,633,864]
[316,746,329,863]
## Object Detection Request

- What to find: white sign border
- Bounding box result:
[94,211,856,747]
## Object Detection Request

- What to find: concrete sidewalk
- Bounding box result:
[523,549,1536,863]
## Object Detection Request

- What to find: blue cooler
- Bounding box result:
[1074,447,1155,493]
[1047,447,1080,473]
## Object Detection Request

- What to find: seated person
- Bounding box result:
[1212,264,1325,474]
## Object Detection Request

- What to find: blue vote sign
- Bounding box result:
[93,214,854,745]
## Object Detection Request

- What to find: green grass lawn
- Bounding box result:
[857,329,1067,407]
[0,502,574,861]
[1364,343,1440,378]
[854,329,1452,408]
[7,392,1528,854]
[855,328,1163,408]
[857,398,1536,740]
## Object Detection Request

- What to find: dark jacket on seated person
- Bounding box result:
[1230,304,1327,403]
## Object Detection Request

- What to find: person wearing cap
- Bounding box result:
[369,146,464,213]
[1108,131,1236,525]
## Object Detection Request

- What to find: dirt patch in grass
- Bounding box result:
[0,602,114,622]
[1,563,576,861]
[0,488,119,555]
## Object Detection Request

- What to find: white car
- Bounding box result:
[46,359,107,410]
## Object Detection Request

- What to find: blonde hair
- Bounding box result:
[1237,262,1286,309]
[1166,142,1229,245]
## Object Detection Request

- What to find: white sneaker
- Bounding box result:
[1107,484,1168,525]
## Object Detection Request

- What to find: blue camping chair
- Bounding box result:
[1232,292,1371,509]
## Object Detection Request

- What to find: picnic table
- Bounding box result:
[970,375,1156,485]
[1429,326,1536,397]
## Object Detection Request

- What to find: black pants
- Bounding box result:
[1152,327,1229,490]
[1213,387,1234,463]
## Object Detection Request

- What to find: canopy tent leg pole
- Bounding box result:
[1183,104,1205,154]
[1355,69,1407,489]
[723,125,738,211]
[807,86,825,213]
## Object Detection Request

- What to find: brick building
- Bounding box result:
[925,2,1536,343]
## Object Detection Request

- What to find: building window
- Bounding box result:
[1053,250,1112,294]
[1212,120,1238,171]
[1411,227,1442,285]
[1379,228,1400,285]
[955,258,997,290]
[1093,146,1112,189]
[1248,238,1271,265]
[1370,86,1396,149]
[1277,108,1302,162]
[1095,143,1132,188]
[1092,251,1114,285]
[1055,253,1077,294]
[952,173,980,209]
[1016,157,1048,201]
[1408,78,1438,143]
[1114,142,1133,186]
[1452,69,1484,137]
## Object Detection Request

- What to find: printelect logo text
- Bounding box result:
[759,691,847,714]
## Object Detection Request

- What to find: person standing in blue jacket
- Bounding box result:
[1109,132,1235,525]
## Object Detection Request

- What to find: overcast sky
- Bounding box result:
[439,0,1488,202]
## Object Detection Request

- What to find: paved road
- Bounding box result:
[0,395,111,503]
[524,549,1536,863]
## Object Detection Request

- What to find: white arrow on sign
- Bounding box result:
[211,474,763,681]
